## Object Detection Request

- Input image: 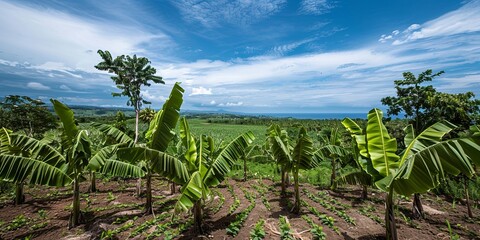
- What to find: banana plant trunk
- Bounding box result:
[136,178,142,197]
[292,168,301,214]
[243,158,247,181]
[385,187,398,240]
[361,185,368,200]
[69,177,81,229]
[145,172,153,214]
[15,182,25,205]
[170,181,176,194]
[89,171,96,193]
[281,167,287,196]
[330,158,337,190]
[464,177,473,218]
[412,193,424,219]
[193,200,204,234]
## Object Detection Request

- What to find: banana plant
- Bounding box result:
[316,127,351,190]
[118,117,254,233]
[103,82,185,214]
[0,127,71,204]
[342,108,480,240]
[267,124,318,214]
[51,100,144,228]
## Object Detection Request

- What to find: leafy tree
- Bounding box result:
[0,95,56,137]
[343,109,480,240]
[381,69,479,134]
[95,50,164,144]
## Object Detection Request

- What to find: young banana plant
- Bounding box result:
[267,124,318,214]
[51,100,143,228]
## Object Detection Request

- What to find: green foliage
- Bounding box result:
[5,214,29,231]
[302,215,326,240]
[250,219,266,240]
[95,50,164,111]
[446,220,460,240]
[381,69,479,132]
[139,107,156,123]
[106,192,116,202]
[279,216,294,240]
[0,95,56,137]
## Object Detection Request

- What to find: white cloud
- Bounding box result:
[299,0,334,15]
[170,0,286,27]
[141,90,166,103]
[0,1,172,73]
[0,59,19,67]
[27,82,50,90]
[190,87,213,96]
[404,24,421,33]
[210,100,216,105]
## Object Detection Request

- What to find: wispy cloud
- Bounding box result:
[271,38,316,56]
[170,0,286,27]
[27,82,50,90]
[378,0,480,45]
[299,0,334,15]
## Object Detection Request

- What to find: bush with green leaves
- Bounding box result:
[250,219,266,240]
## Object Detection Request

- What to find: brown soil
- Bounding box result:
[0,178,479,240]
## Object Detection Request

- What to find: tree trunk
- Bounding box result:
[14,183,25,205]
[464,177,473,218]
[243,158,247,182]
[69,177,81,229]
[134,109,139,144]
[281,168,286,196]
[285,172,290,187]
[145,173,152,215]
[330,159,337,190]
[89,171,96,193]
[170,181,176,195]
[385,188,398,240]
[361,185,368,200]
[412,193,424,219]
[193,200,204,234]
[136,178,142,197]
[291,168,300,214]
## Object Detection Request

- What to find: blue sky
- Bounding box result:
[0,0,479,113]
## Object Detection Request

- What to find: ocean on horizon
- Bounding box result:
[256,112,366,120]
